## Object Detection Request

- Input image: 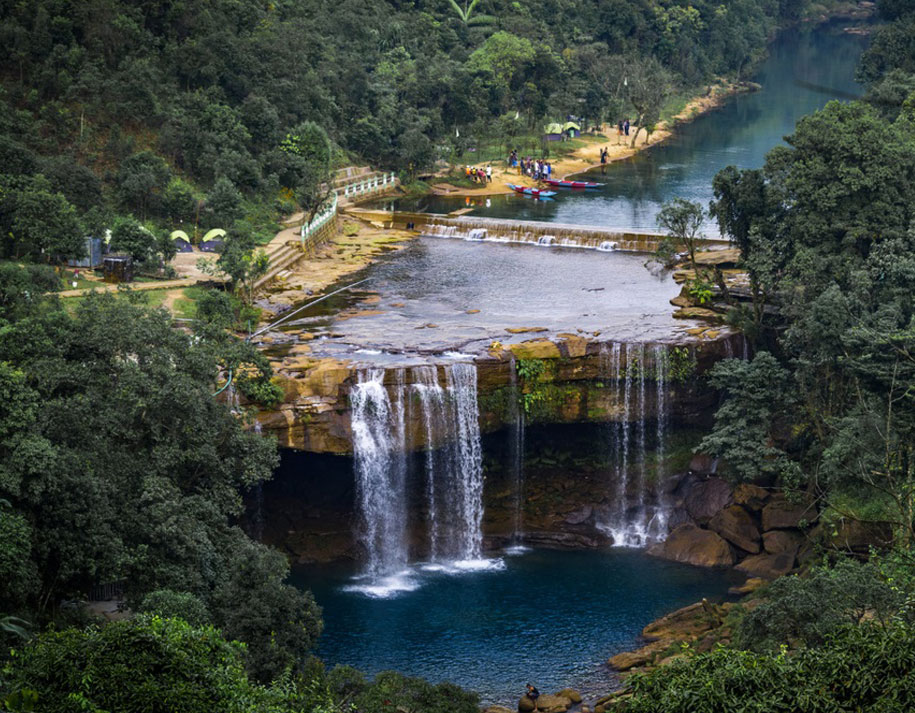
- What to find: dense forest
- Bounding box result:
[5,0,915,711]
[0,0,812,260]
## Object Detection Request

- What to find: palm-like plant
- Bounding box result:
[448,0,496,26]
[0,615,31,641]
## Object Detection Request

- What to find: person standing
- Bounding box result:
[624,119,630,137]
[486,164,492,183]
[617,120,623,144]
[600,147,607,174]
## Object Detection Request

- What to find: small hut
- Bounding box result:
[67,237,104,269]
[103,254,133,283]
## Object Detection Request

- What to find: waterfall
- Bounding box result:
[448,363,486,562]
[507,359,527,550]
[650,344,670,539]
[351,369,409,579]
[351,362,494,589]
[599,342,671,547]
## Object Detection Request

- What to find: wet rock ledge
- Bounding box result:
[254,331,746,454]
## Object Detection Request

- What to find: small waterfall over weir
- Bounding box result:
[599,343,673,547]
[350,362,498,593]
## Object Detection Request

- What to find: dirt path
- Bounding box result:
[58,278,196,298]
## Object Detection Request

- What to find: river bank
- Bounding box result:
[414,79,758,201]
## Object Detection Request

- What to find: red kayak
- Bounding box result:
[507,183,557,198]
[543,178,604,190]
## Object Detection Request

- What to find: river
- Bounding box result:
[378,21,869,232]
[283,19,869,706]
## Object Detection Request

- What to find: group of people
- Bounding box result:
[465,165,492,183]
[616,118,631,138]
[508,151,553,181]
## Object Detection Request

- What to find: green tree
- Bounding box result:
[205,176,245,228]
[656,198,705,269]
[5,616,288,713]
[114,150,172,220]
[109,217,158,264]
[0,178,84,263]
[698,352,799,484]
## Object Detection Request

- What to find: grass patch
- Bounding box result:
[171,286,207,319]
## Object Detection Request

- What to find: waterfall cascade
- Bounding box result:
[420,216,668,252]
[350,362,494,589]
[599,343,672,547]
[351,370,410,579]
[506,359,527,552]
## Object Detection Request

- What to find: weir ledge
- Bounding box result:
[253,331,747,454]
[344,208,730,253]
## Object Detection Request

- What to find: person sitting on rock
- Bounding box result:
[526,684,540,705]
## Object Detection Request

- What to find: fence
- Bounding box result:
[340,172,398,199]
[300,192,339,248]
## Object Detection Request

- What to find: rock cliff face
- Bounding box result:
[254,332,745,454]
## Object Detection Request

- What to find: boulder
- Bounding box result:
[519,696,536,712]
[762,529,803,557]
[665,506,693,530]
[735,552,795,580]
[709,505,761,553]
[733,483,770,511]
[608,640,671,671]
[535,694,572,713]
[761,499,815,530]
[681,477,733,524]
[556,689,582,704]
[643,600,721,641]
[728,577,767,595]
[648,523,736,568]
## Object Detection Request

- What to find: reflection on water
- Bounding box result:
[380,22,869,232]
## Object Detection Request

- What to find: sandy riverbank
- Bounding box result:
[425,80,755,199]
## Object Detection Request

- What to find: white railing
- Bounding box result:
[341,172,397,199]
[300,192,338,247]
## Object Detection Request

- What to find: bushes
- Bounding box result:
[622,619,915,713]
[4,616,284,713]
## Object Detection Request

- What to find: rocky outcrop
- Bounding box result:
[255,333,745,454]
[733,483,770,511]
[680,476,733,524]
[647,523,735,567]
[762,529,803,557]
[709,505,761,553]
[762,498,814,530]
[736,552,796,580]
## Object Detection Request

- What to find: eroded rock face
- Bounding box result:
[709,505,761,554]
[256,333,744,454]
[647,523,735,567]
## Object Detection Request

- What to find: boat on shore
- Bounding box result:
[543,178,604,190]
[507,183,557,198]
